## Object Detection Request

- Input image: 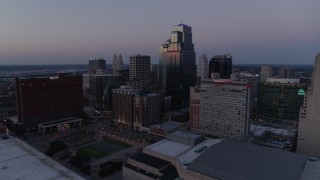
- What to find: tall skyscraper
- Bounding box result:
[89,58,106,74]
[159,24,196,109]
[260,65,273,82]
[208,54,232,79]
[199,79,251,140]
[197,54,209,80]
[15,75,83,133]
[129,54,151,91]
[297,53,320,158]
[112,54,124,73]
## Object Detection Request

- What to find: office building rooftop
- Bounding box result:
[188,140,308,180]
[0,138,84,180]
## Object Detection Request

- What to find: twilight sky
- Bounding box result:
[0,0,319,65]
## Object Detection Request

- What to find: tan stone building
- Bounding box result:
[297,53,320,158]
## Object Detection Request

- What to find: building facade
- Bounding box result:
[197,54,209,80]
[112,54,124,73]
[208,54,232,79]
[189,86,200,131]
[129,54,151,91]
[297,53,320,158]
[133,93,161,130]
[89,74,121,111]
[257,78,307,126]
[150,64,158,89]
[279,66,295,79]
[89,58,106,74]
[159,24,196,109]
[15,75,83,132]
[260,65,273,82]
[112,86,137,127]
[199,79,251,140]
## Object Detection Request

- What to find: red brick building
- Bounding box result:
[15,74,83,132]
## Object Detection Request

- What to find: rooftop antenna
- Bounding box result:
[181,18,183,24]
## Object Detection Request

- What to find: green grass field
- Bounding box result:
[78,137,131,159]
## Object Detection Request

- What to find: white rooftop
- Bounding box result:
[0,138,84,180]
[144,139,191,157]
[301,159,320,180]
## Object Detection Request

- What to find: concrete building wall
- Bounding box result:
[260,65,273,82]
[197,54,209,80]
[298,53,320,158]
[199,80,251,140]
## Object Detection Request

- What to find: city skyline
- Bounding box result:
[1,0,320,65]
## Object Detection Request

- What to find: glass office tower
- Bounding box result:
[208,54,232,79]
[159,24,196,109]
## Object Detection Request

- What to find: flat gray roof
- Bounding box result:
[0,138,84,180]
[188,140,308,180]
[144,139,191,158]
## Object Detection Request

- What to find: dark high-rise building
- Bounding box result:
[89,58,106,74]
[159,24,196,109]
[15,75,83,132]
[118,69,129,83]
[133,93,161,130]
[150,64,158,89]
[89,74,121,111]
[129,54,151,91]
[208,54,232,79]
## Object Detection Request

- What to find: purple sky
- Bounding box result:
[0,0,319,65]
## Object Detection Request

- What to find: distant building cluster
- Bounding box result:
[2,23,320,179]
